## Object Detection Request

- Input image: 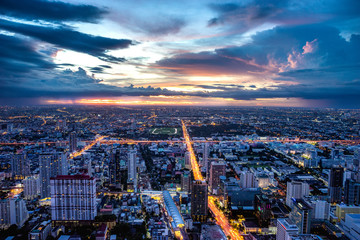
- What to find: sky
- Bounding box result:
[0,0,359,108]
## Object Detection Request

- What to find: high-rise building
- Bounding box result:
[69,131,77,153]
[255,194,272,227]
[109,149,122,188]
[344,179,360,206]
[310,200,330,220]
[181,170,191,192]
[127,150,137,190]
[203,143,209,171]
[185,151,191,169]
[0,197,28,229]
[50,175,97,222]
[276,218,299,240]
[23,175,40,200]
[240,171,256,188]
[209,161,226,194]
[11,153,30,180]
[40,153,68,198]
[289,198,312,234]
[286,181,310,207]
[329,167,344,204]
[191,180,208,222]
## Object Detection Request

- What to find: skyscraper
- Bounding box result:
[286,181,310,207]
[289,198,312,234]
[23,175,40,200]
[203,142,209,170]
[255,194,272,227]
[191,180,208,222]
[181,170,191,192]
[69,131,77,153]
[209,161,226,194]
[11,153,30,180]
[329,167,344,204]
[127,150,137,190]
[0,197,28,229]
[40,153,68,198]
[276,218,299,240]
[344,179,360,206]
[109,149,121,188]
[50,175,97,222]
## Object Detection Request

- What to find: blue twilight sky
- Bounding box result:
[0,0,359,107]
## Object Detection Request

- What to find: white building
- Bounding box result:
[277,218,299,240]
[310,200,330,220]
[128,151,137,189]
[339,214,360,240]
[286,181,310,207]
[50,175,97,221]
[23,175,40,200]
[240,171,256,188]
[0,197,28,229]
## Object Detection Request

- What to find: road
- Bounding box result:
[181,120,243,240]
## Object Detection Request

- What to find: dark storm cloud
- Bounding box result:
[0,0,107,23]
[0,19,134,63]
[0,34,54,81]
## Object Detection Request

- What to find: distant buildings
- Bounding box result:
[191,180,208,222]
[50,175,97,222]
[329,167,344,203]
[286,181,309,207]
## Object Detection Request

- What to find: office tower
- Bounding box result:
[185,151,191,168]
[209,161,226,194]
[240,171,256,188]
[50,175,97,221]
[69,131,77,153]
[191,180,208,222]
[289,198,312,234]
[23,175,40,200]
[128,150,137,189]
[203,142,209,170]
[181,170,191,192]
[40,153,68,198]
[329,167,344,203]
[276,218,299,240]
[109,149,121,188]
[286,181,310,207]
[0,197,28,229]
[255,194,272,227]
[310,200,330,220]
[11,153,30,180]
[344,179,360,205]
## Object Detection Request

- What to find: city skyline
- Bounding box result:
[0,0,359,107]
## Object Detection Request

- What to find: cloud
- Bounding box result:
[0,0,107,23]
[0,19,134,63]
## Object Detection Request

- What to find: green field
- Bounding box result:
[150,127,180,135]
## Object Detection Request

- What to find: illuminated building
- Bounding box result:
[11,153,30,180]
[344,179,360,206]
[329,167,344,204]
[50,175,97,221]
[40,153,68,198]
[29,220,51,240]
[109,149,122,189]
[255,194,272,227]
[286,181,309,207]
[181,170,191,192]
[0,196,28,229]
[127,150,137,191]
[191,180,208,222]
[69,131,77,153]
[276,218,299,240]
[23,175,40,200]
[209,161,226,195]
[289,198,312,234]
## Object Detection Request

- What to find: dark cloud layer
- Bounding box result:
[0,19,133,63]
[0,0,106,23]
